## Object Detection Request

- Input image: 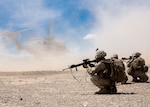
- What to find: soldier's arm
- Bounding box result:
[121,60,126,70]
[91,62,105,75]
[127,59,133,67]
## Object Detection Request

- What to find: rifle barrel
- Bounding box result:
[63,59,97,71]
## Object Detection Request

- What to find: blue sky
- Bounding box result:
[0,0,95,54]
[0,0,94,35]
[0,0,94,29]
[1,0,150,71]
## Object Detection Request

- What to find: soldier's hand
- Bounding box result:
[89,64,95,67]
[83,64,88,68]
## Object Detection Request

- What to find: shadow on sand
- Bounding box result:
[120,81,150,85]
[121,82,133,85]
[136,81,150,83]
[93,92,136,95]
[110,92,136,95]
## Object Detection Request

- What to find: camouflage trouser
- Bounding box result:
[117,71,128,84]
[122,75,128,84]
[90,74,115,89]
[127,68,149,82]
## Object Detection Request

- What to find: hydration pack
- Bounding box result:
[103,59,126,82]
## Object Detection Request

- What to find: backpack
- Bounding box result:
[103,59,126,82]
[132,57,145,70]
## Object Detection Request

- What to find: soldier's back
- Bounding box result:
[132,57,145,69]
[113,59,125,71]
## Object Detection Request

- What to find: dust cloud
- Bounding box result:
[83,1,150,66]
[1,1,150,71]
[0,31,77,72]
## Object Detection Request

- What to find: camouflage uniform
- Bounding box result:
[111,54,128,84]
[88,50,117,94]
[127,52,149,82]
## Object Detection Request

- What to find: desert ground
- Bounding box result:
[0,69,149,107]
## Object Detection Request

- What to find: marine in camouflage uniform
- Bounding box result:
[127,52,149,82]
[87,50,117,94]
[111,54,128,84]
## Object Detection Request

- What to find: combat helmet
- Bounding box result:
[111,54,118,59]
[95,50,106,59]
[132,52,141,57]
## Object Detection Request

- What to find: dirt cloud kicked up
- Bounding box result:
[83,0,150,65]
[0,34,78,72]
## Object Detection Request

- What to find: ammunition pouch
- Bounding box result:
[144,66,149,72]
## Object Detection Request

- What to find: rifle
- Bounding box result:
[122,56,133,61]
[63,58,97,71]
[121,56,135,64]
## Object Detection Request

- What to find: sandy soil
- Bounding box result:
[0,70,149,107]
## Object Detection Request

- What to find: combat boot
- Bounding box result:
[139,77,148,82]
[95,88,110,94]
[109,86,117,94]
[121,76,128,84]
[132,77,138,82]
